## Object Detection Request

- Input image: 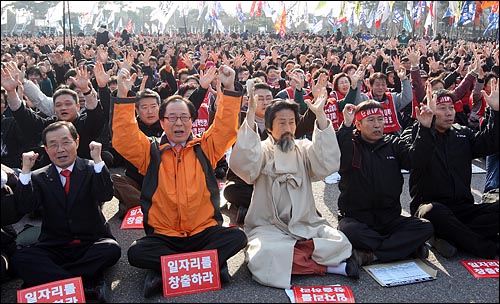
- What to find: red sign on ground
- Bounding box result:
[461,260,499,278]
[292,285,355,303]
[17,277,85,303]
[120,205,144,229]
[161,249,221,298]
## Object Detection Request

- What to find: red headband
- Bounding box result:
[436,95,454,105]
[355,108,384,122]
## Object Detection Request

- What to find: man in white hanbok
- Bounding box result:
[229,85,359,289]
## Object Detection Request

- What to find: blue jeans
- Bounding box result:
[484,153,499,193]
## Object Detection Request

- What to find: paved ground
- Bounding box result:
[1,159,498,303]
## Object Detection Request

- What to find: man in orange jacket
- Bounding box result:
[112,65,247,298]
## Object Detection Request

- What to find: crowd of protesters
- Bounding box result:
[1,25,499,300]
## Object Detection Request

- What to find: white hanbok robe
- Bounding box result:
[229,119,352,289]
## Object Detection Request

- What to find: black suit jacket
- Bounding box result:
[15,157,115,245]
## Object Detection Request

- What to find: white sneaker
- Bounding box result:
[324,172,341,184]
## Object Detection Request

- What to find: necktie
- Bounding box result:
[60,169,71,196]
[174,144,183,154]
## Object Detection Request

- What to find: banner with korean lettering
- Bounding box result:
[120,206,144,229]
[292,285,355,303]
[461,260,499,278]
[17,277,85,303]
[161,249,221,298]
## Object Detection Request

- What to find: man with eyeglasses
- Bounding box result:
[12,121,120,303]
[111,66,247,298]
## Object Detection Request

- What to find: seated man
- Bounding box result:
[336,100,434,266]
[11,121,121,303]
[223,80,316,224]
[112,66,247,298]
[408,86,499,259]
[229,87,359,289]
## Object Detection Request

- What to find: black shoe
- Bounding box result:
[428,236,457,258]
[220,265,231,284]
[236,206,248,224]
[143,272,162,298]
[415,244,429,259]
[94,280,110,303]
[345,251,360,280]
[352,249,374,266]
[117,201,127,220]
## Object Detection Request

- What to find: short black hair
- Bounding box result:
[42,121,78,145]
[159,95,198,122]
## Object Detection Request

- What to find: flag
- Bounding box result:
[442,7,452,19]
[274,6,286,38]
[339,1,346,18]
[412,1,424,27]
[347,8,354,31]
[375,1,390,28]
[312,19,323,34]
[197,1,206,21]
[426,1,435,18]
[459,1,475,25]
[316,1,327,11]
[424,8,432,35]
[125,19,132,32]
[365,9,375,28]
[236,2,245,23]
[354,1,361,19]
[335,15,347,26]
[483,10,498,35]
[393,9,403,23]
[249,0,257,17]
[262,1,274,18]
[255,1,263,17]
[158,1,179,25]
[481,1,497,9]
[359,10,367,23]
[1,9,7,25]
[403,11,413,32]
[327,8,335,27]
[474,0,483,25]
[46,1,64,24]
[116,17,123,31]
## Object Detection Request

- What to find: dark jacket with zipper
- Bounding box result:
[336,122,433,228]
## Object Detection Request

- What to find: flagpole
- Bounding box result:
[67,1,73,49]
[62,0,66,47]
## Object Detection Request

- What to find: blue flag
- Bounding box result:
[458,1,475,26]
[393,9,403,23]
[484,12,498,35]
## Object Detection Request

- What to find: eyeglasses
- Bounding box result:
[46,140,75,151]
[163,115,191,123]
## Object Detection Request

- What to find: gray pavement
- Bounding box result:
[1,159,498,303]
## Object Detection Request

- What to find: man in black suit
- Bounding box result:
[11,121,121,303]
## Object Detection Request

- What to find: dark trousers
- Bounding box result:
[127,226,247,272]
[416,201,498,258]
[338,215,433,262]
[223,181,253,209]
[11,238,121,287]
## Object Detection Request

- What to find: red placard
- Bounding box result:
[461,260,499,278]
[17,277,85,303]
[161,249,221,298]
[292,285,355,303]
[120,206,144,229]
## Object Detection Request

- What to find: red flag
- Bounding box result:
[125,19,133,32]
[255,1,263,17]
[474,1,483,25]
[335,16,347,24]
[249,0,257,17]
[274,7,286,38]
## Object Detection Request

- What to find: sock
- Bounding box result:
[326,262,347,276]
